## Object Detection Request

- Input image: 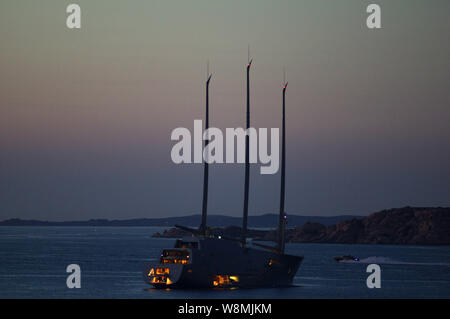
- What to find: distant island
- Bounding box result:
[0,214,361,228]
[153,207,450,246]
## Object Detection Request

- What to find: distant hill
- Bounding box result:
[280,207,450,245]
[0,214,362,228]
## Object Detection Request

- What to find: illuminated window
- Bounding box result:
[151,276,167,284]
[268,259,279,266]
[156,268,169,275]
[212,275,239,287]
[149,270,173,285]
[160,249,190,264]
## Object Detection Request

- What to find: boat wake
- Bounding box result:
[341,256,450,267]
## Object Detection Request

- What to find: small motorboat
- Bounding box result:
[334,255,360,262]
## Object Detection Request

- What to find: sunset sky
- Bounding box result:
[1,0,449,221]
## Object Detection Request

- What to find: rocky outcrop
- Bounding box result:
[289,207,450,245]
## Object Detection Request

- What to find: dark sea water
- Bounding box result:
[0,226,449,299]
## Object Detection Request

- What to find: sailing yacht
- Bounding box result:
[143,60,303,288]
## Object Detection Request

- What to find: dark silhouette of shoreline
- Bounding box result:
[153,207,450,245]
[0,213,360,227]
[3,207,449,245]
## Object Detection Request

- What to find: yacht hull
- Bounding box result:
[144,237,303,289]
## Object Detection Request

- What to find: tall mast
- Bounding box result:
[241,52,252,247]
[277,74,288,253]
[200,62,212,235]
